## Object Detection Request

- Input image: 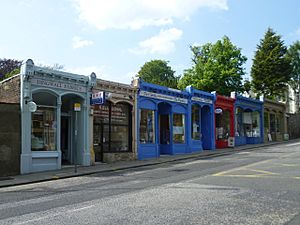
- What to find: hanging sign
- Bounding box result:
[74,103,81,111]
[91,91,106,105]
[215,108,223,114]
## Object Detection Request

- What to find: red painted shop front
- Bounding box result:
[214,95,235,149]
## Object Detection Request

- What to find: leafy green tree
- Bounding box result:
[178,36,247,95]
[0,58,22,81]
[136,60,179,89]
[286,41,300,112]
[243,79,252,95]
[251,28,292,98]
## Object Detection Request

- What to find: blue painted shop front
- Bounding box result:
[231,92,264,146]
[135,80,189,160]
[186,86,216,152]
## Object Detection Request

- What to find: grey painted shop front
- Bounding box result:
[20,59,95,174]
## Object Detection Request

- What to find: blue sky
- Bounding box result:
[1,0,300,84]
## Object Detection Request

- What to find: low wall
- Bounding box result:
[0,103,21,176]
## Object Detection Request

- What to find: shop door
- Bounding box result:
[93,123,109,162]
[61,116,71,164]
[159,114,171,154]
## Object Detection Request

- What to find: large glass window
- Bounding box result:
[264,112,269,130]
[235,108,244,136]
[140,109,155,143]
[31,107,57,151]
[252,111,260,137]
[191,105,201,140]
[215,109,230,140]
[93,102,132,153]
[173,113,185,143]
[276,114,282,132]
[243,111,252,137]
[111,125,129,151]
[270,113,276,133]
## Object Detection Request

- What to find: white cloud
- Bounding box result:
[72,36,94,49]
[130,28,183,55]
[65,65,133,84]
[72,0,228,30]
[66,65,108,77]
[296,28,300,36]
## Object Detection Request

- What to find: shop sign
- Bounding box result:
[140,90,188,104]
[31,78,87,93]
[215,108,223,114]
[191,96,213,104]
[91,91,106,105]
[74,103,81,111]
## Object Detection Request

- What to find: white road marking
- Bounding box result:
[285,142,300,147]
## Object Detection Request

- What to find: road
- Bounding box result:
[0,142,300,225]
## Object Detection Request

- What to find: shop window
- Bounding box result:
[276,114,282,132]
[191,104,201,140]
[251,111,260,137]
[243,111,252,137]
[235,108,244,136]
[173,113,185,143]
[215,109,230,140]
[270,114,276,133]
[31,107,57,151]
[110,103,131,152]
[93,102,132,152]
[111,125,129,151]
[264,112,269,130]
[139,109,155,143]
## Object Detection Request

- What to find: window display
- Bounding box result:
[173,113,185,143]
[93,102,132,153]
[140,109,155,143]
[191,105,201,140]
[251,111,260,137]
[31,107,57,151]
[215,109,230,140]
[235,108,244,136]
[111,125,129,151]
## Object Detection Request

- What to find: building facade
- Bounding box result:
[231,92,264,146]
[19,59,95,173]
[133,79,190,159]
[264,99,288,142]
[91,78,136,163]
[186,86,215,151]
[213,93,235,149]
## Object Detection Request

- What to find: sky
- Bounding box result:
[1,0,300,84]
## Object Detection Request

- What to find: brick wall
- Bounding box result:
[0,75,21,103]
[0,103,21,176]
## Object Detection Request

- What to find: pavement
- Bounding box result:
[0,140,298,188]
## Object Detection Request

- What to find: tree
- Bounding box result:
[0,58,22,81]
[286,41,300,112]
[178,36,247,95]
[136,60,179,88]
[251,28,292,98]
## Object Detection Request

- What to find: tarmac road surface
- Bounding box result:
[0,141,300,225]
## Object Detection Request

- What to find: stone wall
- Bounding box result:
[0,75,20,104]
[103,152,136,163]
[0,103,21,176]
[288,113,300,139]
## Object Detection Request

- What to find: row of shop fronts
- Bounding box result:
[0,59,289,174]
